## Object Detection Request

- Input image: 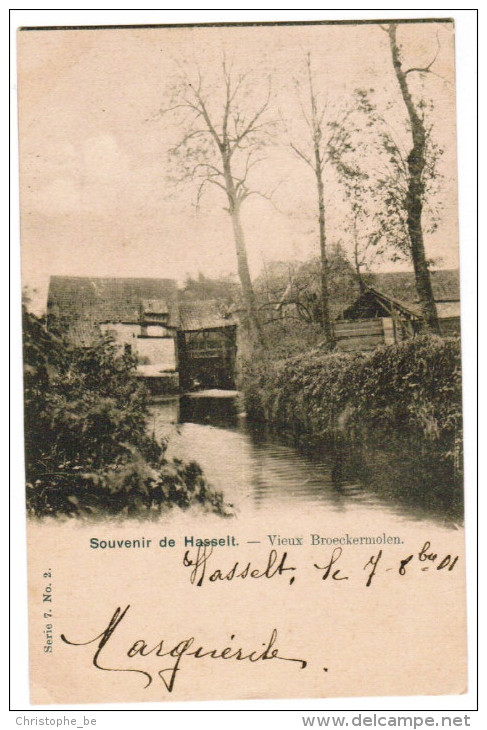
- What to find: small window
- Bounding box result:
[124,343,132,355]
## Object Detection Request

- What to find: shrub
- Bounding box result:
[23,307,231,518]
[242,335,462,453]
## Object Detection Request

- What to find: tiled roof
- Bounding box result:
[341,270,461,322]
[47,276,179,330]
[179,300,235,331]
[47,277,236,337]
[364,270,460,304]
[67,320,100,347]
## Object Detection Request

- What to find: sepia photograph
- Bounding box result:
[15,14,472,707]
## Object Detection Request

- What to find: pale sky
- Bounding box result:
[17,21,459,314]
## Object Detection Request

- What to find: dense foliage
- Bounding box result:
[23,307,229,518]
[243,335,462,460]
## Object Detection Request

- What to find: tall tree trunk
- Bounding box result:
[307,56,335,347]
[351,213,366,293]
[314,160,335,345]
[387,24,440,334]
[230,204,266,346]
[221,153,265,346]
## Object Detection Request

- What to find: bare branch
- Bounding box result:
[290,142,314,169]
[227,69,248,111]
[195,178,209,209]
[222,56,232,142]
[234,151,265,191]
[183,80,223,148]
[240,183,283,212]
[296,92,313,132]
[229,119,278,146]
[195,175,227,209]
[404,29,441,76]
[190,162,225,180]
[168,128,213,154]
[159,102,198,116]
[229,77,272,152]
[205,176,227,193]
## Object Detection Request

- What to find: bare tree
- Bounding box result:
[254,249,357,325]
[286,55,352,347]
[164,61,277,346]
[382,23,441,334]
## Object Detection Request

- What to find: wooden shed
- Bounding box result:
[336,287,421,351]
[335,270,460,352]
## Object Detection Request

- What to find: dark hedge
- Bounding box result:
[243,335,462,459]
[23,307,231,519]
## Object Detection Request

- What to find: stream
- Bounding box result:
[148,392,463,528]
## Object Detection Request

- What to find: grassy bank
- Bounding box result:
[243,335,462,461]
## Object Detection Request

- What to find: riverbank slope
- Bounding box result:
[243,335,462,462]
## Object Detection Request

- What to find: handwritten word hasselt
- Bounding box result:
[183,547,297,587]
[182,543,459,588]
[60,606,307,693]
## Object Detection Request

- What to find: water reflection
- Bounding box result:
[149,394,463,527]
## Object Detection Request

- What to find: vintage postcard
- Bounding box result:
[18,19,467,705]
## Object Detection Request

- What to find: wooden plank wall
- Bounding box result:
[334,316,459,352]
[335,318,385,352]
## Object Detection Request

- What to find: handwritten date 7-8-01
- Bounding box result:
[314,541,459,586]
[182,542,459,588]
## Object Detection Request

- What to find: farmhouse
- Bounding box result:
[47,276,237,393]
